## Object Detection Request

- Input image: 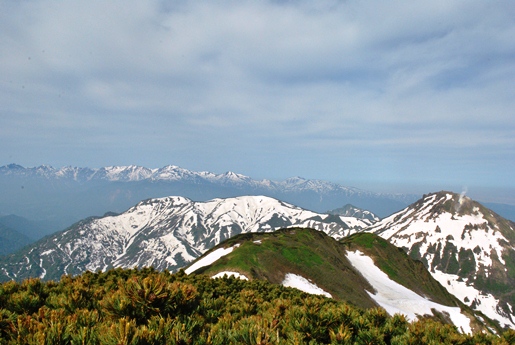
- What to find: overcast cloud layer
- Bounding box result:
[1,1,514,201]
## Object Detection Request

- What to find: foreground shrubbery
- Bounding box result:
[0,268,514,344]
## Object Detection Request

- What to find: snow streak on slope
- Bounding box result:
[282,273,332,298]
[346,250,472,333]
[0,196,372,281]
[184,245,240,275]
[431,270,514,328]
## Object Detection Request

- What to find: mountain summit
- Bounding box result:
[366,191,515,329]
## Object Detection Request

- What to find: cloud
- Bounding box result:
[0,0,514,189]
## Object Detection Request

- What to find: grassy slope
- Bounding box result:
[341,233,456,306]
[191,228,499,333]
[193,228,377,309]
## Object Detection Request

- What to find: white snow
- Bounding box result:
[282,273,332,298]
[431,270,515,328]
[211,271,249,280]
[184,244,239,275]
[39,259,46,279]
[339,216,375,228]
[346,250,472,333]
[366,192,515,329]
[372,194,508,272]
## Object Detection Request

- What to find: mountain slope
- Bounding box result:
[365,191,515,329]
[0,223,33,256]
[0,195,373,282]
[0,214,55,240]
[185,228,495,333]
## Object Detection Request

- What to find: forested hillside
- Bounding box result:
[1,268,514,344]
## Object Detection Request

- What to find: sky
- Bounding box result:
[1,0,514,202]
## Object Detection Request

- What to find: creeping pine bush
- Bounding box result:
[0,268,513,345]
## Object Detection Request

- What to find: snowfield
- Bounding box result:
[346,250,472,334]
[282,273,332,298]
[184,244,239,275]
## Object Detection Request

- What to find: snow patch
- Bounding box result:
[282,273,332,298]
[346,250,472,333]
[39,259,46,279]
[184,244,239,275]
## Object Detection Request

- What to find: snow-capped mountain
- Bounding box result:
[0,164,409,198]
[0,195,374,282]
[0,163,418,229]
[366,191,515,329]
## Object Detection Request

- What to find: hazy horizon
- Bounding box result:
[2,161,515,207]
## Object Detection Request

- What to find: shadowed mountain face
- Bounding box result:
[0,196,374,282]
[0,224,32,256]
[185,228,495,333]
[327,204,380,222]
[366,191,515,329]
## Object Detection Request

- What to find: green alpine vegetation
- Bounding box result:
[1,267,515,345]
[186,228,497,333]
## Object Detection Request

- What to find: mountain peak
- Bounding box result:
[221,171,249,180]
[366,191,515,329]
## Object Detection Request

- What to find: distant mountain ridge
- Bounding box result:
[0,223,32,256]
[0,163,419,229]
[0,215,56,255]
[0,164,409,198]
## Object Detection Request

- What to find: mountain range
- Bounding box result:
[0,196,373,282]
[1,190,514,331]
[0,163,417,231]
